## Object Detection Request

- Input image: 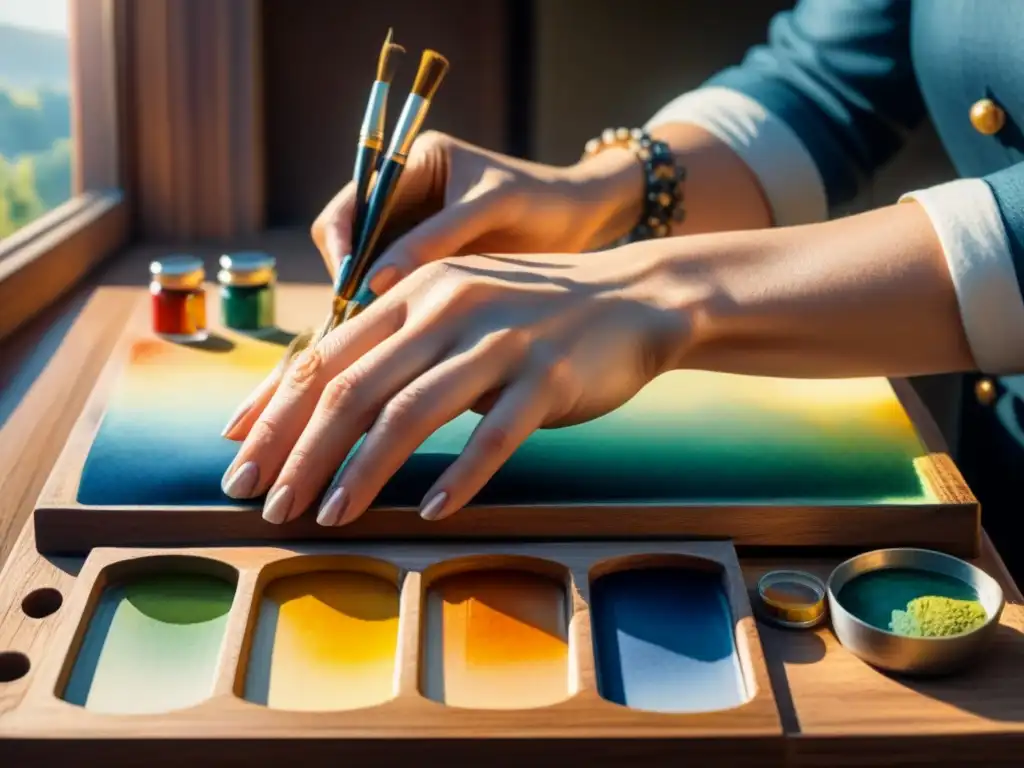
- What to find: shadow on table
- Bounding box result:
[884,621,1024,723]
[753,614,827,735]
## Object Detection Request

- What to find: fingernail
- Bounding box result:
[317,486,349,526]
[221,398,254,438]
[263,485,294,524]
[222,461,259,498]
[420,491,449,521]
[368,265,399,294]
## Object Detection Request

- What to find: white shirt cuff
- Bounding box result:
[646,85,828,227]
[901,179,1024,374]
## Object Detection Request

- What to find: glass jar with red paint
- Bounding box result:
[149,255,208,342]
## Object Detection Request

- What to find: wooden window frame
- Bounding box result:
[0,0,131,342]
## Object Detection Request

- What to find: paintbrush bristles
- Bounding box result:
[411,50,449,101]
[377,30,405,83]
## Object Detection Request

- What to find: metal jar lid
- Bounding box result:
[150,255,205,291]
[756,569,828,629]
[218,251,276,288]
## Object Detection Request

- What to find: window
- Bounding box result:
[0,0,73,240]
[0,0,128,343]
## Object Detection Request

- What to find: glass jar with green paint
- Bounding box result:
[218,252,276,332]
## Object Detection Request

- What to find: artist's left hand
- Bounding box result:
[220,243,693,526]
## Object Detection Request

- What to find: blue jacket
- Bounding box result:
[648,0,1024,375]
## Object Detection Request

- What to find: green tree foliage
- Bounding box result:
[0,83,72,238]
[0,154,46,236]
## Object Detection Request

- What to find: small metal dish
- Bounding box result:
[827,548,1004,676]
[756,569,828,629]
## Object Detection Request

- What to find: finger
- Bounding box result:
[365,188,509,295]
[312,135,445,283]
[219,297,405,501]
[418,375,551,522]
[222,330,317,441]
[311,181,358,278]
[221,364,284,441]
[258,318,451,524]
[314,337,512,527]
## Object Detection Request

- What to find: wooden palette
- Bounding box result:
[33,286,979,556]
[3,540,784,765]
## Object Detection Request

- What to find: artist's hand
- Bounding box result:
[310,131,644,295]
[220,243,691,526]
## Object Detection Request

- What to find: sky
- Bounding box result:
[0,0,68,35]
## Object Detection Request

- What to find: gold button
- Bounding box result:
[970,98,1006,135]
[975,377,998,406]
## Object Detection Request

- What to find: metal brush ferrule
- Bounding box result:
[358,81,390,149]
[386,94,429,162]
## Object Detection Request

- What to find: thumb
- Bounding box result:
[364,188,505,295]
[310,180,359,280]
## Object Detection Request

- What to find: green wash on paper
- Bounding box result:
[889,596,987,637]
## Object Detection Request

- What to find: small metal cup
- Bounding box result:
[827,548,1005,676]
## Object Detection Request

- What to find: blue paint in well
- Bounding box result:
[590,567,747,713]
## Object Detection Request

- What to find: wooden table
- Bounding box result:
[2,234,1024,766]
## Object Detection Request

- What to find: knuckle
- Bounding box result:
[480,327,530,358]
[378,388,423,432]
[444,274,489,313]
[282,444,315,476]
[537,354,579,393]
[420,258,457,284]
[416,129,450,154]
[474,425,514,457]
[319,371,366,416]
[283,349,324,395]
[244,417,280,454]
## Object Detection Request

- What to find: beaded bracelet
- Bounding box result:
[582,127,685,244]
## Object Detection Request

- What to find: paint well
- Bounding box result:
[244,571,400,711]
[590,567,747,713]
[422,569,569,709]
[836,567,980,631]
[78,334,934,508]
[63,573,234,714]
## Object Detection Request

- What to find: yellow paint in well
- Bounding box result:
[244,571,400,711]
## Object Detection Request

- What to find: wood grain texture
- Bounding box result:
[745,534,1024,766]
[0,193,128,344]
[69,0,125,194]
[3,533,1024,765]
[128,0,264,239]
[0,234,1020,765]
[0,283,137,567]
[33,285,980,556]
[3,541,783,766]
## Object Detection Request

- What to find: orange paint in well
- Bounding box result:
[422,569,569,709]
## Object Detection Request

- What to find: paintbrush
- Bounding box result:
[339,49,450,323]
[315,30,406,344]
[353,29,405,240]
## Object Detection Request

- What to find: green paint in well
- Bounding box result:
[63,573,235,714]
[836,567,981,633]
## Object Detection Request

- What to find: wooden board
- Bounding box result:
[744,551,1024,766]
[5,529,1024,766]
[34,285,979,556]
[2,540,784,766]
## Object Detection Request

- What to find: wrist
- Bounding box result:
[564,146,646,249]
[604,238,718,376]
